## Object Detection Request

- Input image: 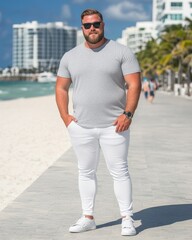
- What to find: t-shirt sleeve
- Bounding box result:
[121,47,141,76]
[57,53,71,78]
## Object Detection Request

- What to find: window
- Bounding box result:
[171,2,182,7]
[170,14,182,20]
[129,34,135,39]
[190,2,192,8]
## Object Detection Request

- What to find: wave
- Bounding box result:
[0,90,8,95]
[20,87,28,91]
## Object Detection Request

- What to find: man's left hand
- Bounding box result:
[113,114,132,132]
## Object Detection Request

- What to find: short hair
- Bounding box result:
[81,9,103,21]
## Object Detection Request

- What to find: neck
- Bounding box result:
[85,38,107,49]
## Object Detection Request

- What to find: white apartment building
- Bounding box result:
[153,0,192,31]
[76,30,85,45]
[117,22,158,53]
[13,21,77,71]
[118,0,192,53]
[153,0,163,22]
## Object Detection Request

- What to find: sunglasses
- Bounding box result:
[82,21,102,29]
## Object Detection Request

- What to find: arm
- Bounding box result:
[55,76,77,127]
[114,72,141,132]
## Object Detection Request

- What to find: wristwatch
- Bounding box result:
[123,111,133,119]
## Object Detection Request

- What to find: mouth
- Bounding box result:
[89,32,97,36]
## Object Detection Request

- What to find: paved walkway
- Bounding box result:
[0,92,192,240]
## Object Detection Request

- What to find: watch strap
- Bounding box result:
[123,111,133,119]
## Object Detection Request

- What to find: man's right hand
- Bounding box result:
[65,114,77,127]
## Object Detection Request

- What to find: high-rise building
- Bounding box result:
[117,22,158,53]
[117,0,192,53]
[76,30,85,45]
[152,0,163,22]
[153,0,192,31]
[13,21,77,71]
[118,22,157,53]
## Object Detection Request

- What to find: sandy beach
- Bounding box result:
[0,90,73,211]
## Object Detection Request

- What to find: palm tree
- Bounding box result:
[183,54,192,96]
[137,23,192,94]
[154,25,192,89]
[137,39,160,78]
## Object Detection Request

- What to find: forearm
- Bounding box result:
[125,82,141,114]
[55,87,69,124]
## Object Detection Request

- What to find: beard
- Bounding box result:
[83,30,104,44]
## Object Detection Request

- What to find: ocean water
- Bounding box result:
[0,81,56,101]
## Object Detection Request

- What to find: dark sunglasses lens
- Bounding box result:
[93,22,101,28]
[83,23,91,29]
[83,22,101,29]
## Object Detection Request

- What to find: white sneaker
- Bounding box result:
[69,216,96,233]
[121,216,136,236]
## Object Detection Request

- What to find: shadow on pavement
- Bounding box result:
[96,218,122,229]
[96,204,192,232]
[135,204,192,233]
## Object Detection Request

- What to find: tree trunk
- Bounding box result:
[186,65,191,96]
[178,59,182,85]
[163,73,167,90]
[171,70,175,91]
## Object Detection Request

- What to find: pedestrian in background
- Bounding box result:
[142,77,150,100]
[148,78,156,103]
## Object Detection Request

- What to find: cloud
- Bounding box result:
[61,4,71,19]
[106,0,151,3]
[104,1,149,21]
[73,0,95,3]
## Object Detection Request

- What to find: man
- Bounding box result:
[55,9,141,236]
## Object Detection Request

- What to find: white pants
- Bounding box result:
[67,121,133,217]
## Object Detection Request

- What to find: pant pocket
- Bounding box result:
[67,120,75,130]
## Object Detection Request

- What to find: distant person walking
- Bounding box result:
[142,77,150,100]
[148,79,156,103]
[55,9,141,236]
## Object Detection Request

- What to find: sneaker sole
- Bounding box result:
[69,226,96,233]
[121,231,137,236]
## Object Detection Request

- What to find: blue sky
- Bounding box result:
[0,0,152,68]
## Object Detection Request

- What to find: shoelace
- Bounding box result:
[74,217,92,227]
[74,217,85,225]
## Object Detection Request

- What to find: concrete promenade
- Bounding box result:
[0,92,192,240]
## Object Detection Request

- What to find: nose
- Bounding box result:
[90,24,96,30]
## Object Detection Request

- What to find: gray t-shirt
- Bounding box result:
[57,40,140,128]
